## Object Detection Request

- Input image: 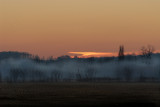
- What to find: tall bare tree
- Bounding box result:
[118,45,125,60]
[141,45,154,59]
[141,45,154,64]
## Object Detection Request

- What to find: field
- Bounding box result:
[0,82,160,107]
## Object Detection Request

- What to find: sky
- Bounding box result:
[0,0,160,58]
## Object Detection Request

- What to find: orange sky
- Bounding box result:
[0,0,160,58]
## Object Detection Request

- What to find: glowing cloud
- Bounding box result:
[69,52,118,58]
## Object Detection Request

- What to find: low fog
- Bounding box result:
[0,55,160,82]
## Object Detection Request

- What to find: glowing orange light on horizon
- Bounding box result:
[69,50,160,58]
[69,52,116,58]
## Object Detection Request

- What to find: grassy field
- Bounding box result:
[0,82,160,107]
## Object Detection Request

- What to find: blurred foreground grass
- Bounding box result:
[0,82,160,107]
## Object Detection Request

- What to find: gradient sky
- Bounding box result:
[0,0,160,58]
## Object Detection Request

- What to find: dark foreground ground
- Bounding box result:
[0,82,160,107]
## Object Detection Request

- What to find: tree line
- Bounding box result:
[0,45,159,83]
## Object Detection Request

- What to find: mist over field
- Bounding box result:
[0,52,160,82]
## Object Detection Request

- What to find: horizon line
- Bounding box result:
[69,50,160,58]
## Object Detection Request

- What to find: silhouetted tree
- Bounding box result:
[18,69,26,82]
[29,70,38,82]
[141,45,154,64]
[57,55,71,60]
[33,55,41,63]
[74,56,78,59]
[9,69,20,82]
[141,45,154,58]
[0,51,32,60]
[124,67,133,81]
[8,69,27,82]
[76,68,82,81]
[118,45,125,60]
[51,70,62,82]
[47,56,52,60]
[85,68,97,81]
[66,71,75,81]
